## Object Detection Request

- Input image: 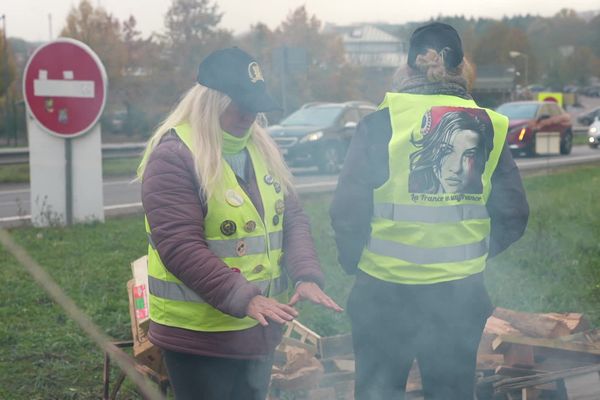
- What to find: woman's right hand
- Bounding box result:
[246,295,298,326]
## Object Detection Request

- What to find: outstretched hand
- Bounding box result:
[288,282,344,312]
[246,295,298,326]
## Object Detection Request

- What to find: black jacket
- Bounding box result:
[330,106,529,275]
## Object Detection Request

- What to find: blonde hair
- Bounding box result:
[137,84,294,200]
[394,48,475,91]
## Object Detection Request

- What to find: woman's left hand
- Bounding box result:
[288,282,344,312]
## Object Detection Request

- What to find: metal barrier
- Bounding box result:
[0,143,146,165]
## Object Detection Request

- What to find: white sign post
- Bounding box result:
[23,38,107,226]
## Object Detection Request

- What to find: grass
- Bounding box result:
[486,166,600,320]
[573,134,591,146]
[0,157,141,184]
[2,166,600,398]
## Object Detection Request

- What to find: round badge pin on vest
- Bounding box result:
[236,240,247,256]
[225,189,244,207]
[244,220,257,233]
[275,199,285,215]
[253,264,264,274]
[264,174,274,185]
[220,220,237,236]
[272,214,280,226]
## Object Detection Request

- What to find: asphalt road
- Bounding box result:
[1,145,600,224]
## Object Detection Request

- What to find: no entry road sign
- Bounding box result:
[23,38,107,138]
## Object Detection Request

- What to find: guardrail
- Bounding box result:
[0,142,146,165]
[0,126,590,165]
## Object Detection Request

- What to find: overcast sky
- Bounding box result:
[3,0,599,42]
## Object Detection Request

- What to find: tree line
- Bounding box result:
[0,0,599,143]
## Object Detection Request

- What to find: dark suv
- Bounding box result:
[268,101,376,173]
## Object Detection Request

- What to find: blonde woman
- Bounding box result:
[331,23,528,399]
[139,47,342,400]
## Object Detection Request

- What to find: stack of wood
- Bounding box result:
[270,308,599,400]
[269,321,355,400]
[476,307,600,400]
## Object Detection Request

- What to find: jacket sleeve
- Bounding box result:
[330,110,391,274]
[487,142,530,258]
[142,138,261,319]
[281,192,325,288]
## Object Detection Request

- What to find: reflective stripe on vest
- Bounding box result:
[148,275,287,304]
[373,203,489,224]
[367,237,489,265]
[207,231,283,258]
[358,93,508,284]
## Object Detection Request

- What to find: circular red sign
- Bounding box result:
[23,38,107,137]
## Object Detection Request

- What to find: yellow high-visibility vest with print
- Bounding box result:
[144,123,286,332]
[358,93,508,284]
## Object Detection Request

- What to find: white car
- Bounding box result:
[588,117,600,148]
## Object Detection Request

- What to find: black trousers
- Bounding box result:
[348,271,493,400]
[162,349,274,400]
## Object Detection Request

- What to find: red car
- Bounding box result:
[496,101,573,156]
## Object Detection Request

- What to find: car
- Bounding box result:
[268,101,377,173]
[526,84,547,93]
[588,117,600,148]
[496,101,573,156]
[101,110,127,133]
[582,86,600,97]
[577,107,600,126]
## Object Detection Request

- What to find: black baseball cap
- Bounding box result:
[407,22,464,69]
[197,47,280,113]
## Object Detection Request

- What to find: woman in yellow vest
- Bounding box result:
[331,23,529,399]
[138,47,342,400]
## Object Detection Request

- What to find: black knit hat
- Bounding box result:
[197,47,280,113]
[407,22,464,69]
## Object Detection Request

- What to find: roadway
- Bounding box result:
[1,145,600,225]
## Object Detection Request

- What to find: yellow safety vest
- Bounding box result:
[358,93,508,284]
[145,123,286,332]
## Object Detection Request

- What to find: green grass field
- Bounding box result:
[0,158,141,184]
[2,166,600,398]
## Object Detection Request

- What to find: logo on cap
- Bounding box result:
[248,62,264,83]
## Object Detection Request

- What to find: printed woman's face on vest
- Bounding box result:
[433,129,479,194]
[409,108,493,195]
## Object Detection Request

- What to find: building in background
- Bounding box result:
[326,24,407,103]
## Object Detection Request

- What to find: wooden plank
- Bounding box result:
[494,364,600,392]
[321,358,355,373]
[493,335,600,356]
[502,343,535,368]
[332,359,355,373]
[493,308,571,338]
[495,365,546,378]
[318,333,353,359]
[284,320,321,347]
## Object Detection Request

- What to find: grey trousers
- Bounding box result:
[348,271,492,400]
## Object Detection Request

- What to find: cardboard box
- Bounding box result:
[130,256,150,330]
[127,278,166,376]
